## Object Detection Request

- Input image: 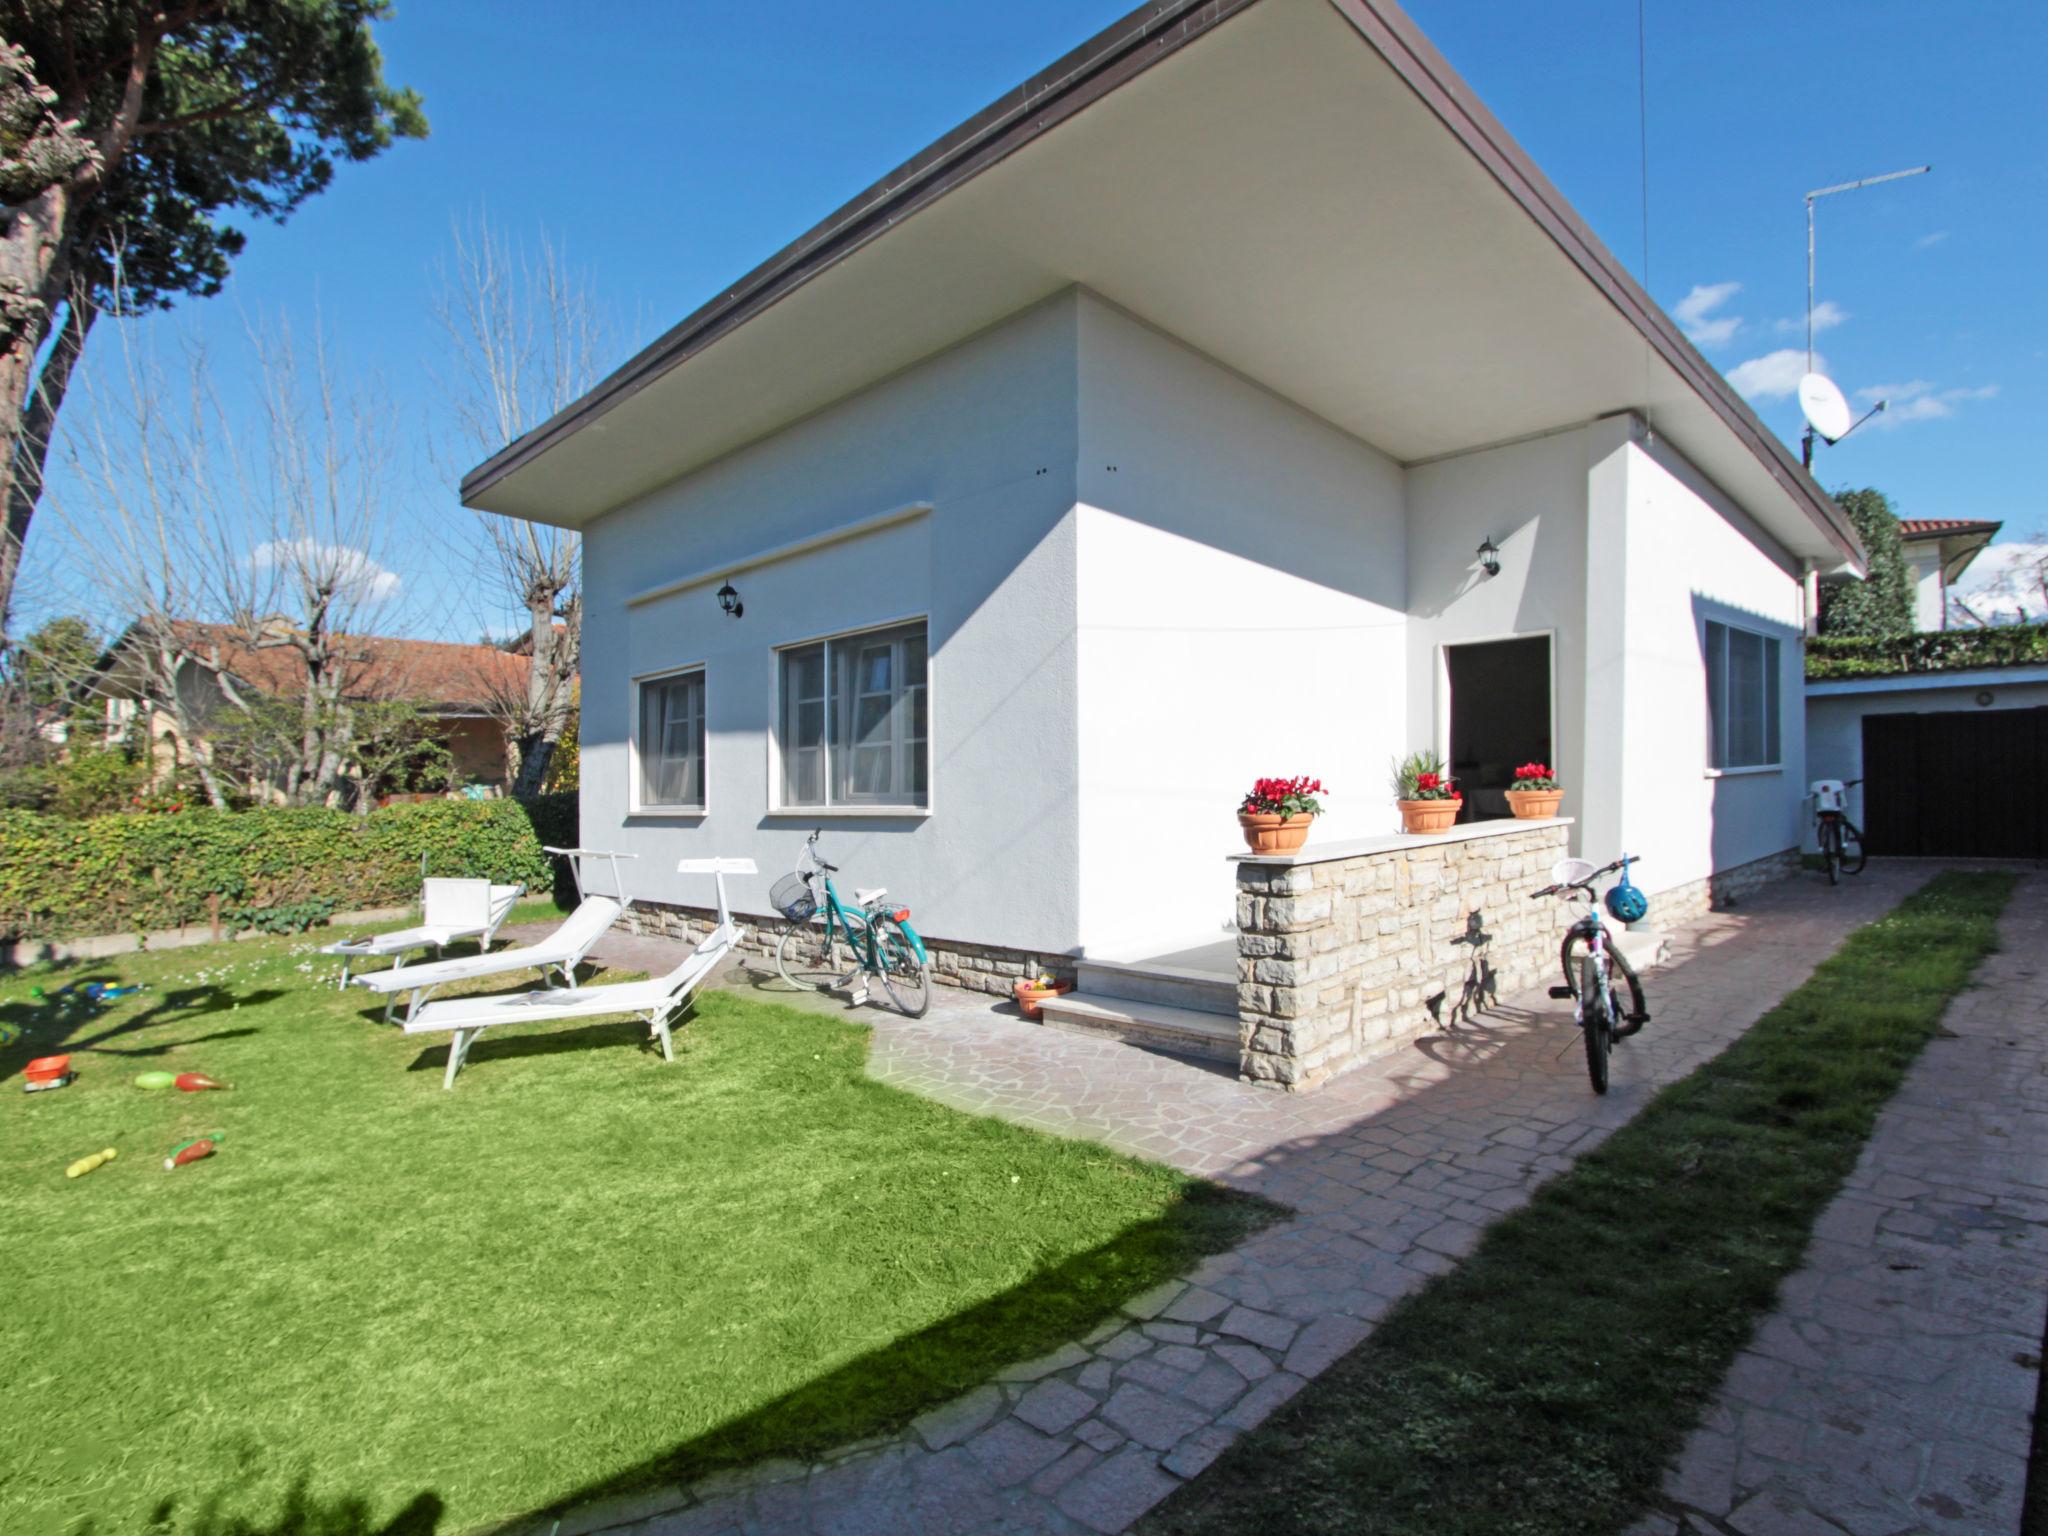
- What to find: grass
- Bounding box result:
[1140,869,2017,1536]
[0,928,1273,1536]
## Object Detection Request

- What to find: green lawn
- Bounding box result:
[0,929,1270,1536]
[1139,870,2015,1536]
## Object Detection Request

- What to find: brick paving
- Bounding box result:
[1641,873,2048,1536]
[527,863,2004,1536]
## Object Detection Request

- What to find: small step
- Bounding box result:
[1035,991,1240,1065]
[1075,957,1236,1017]
[1614,926,1671,973]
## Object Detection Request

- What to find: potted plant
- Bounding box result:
[1393,750,1462,835]
[1505,761,1564,819]
[1237,775,1326,854]
[1013,973,1071,1019]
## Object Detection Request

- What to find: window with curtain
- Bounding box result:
[634,669,705,809]
[778,622,928,808]
[1704,620,1781,770]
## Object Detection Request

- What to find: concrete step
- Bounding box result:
[1074,957,1236,1017]
[1614,927,1671,973]
[1035,991,1241,1065]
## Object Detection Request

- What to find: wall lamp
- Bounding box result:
[1476,537,1501,579]
[715,580,744,619]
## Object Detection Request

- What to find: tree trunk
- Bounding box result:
[0,181,76,640]
[509,590,578,799]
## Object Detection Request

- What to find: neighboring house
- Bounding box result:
[461,0,1862,989]
[99,621,530,796]
[1897,518,2001,631]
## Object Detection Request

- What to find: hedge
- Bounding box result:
[0,797,571,943]
[1806,622,2048,680]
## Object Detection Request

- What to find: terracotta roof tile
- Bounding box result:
[1897,518,2001,539]
[169,622,529,714]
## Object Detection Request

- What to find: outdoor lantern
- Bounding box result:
[1476,537,1501,578]
[716,581,743,619]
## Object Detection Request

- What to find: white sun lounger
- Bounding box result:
[402,858,756,1088]
[351,894,624,1021]
[319,879,524,988]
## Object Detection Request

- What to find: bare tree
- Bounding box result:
[433,212,603,798]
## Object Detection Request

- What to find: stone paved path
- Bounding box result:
[539,864,1963,1536]
[1644,873,2048,1536]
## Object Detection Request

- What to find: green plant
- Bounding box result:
[1806,621,2048,679]
[1815,488,1914,638]
[220,897,338,934]
[1509,761,1558,790]
[0,798,554,941]
[1392,750,1457,801]
[1239,776,1326,818]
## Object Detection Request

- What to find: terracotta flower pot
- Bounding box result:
[1398,797,1462,835]
[1505,788,1565,820]
[1238,812,1315,854]
[1013,980,1071,1020]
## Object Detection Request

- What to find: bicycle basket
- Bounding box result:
[770,872,818,923]
[1551,858,1599,886]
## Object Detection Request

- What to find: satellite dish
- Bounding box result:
[1798,372,1853,442]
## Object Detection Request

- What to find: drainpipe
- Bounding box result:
[1800,560,1820,638]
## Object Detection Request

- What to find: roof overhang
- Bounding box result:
[1899,521,2001,586]
[462,0,1863,571]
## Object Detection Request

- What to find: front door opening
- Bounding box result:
[1446,637,1553,823]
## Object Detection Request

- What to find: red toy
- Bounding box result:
[24,1054,74,1093]
[174,1073,229,1092]
[165,1137,218,1171]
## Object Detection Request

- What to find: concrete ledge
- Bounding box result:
[3,905,412,970]
[1230,816,1575,868]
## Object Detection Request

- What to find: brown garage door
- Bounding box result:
[1861,706,2048,858]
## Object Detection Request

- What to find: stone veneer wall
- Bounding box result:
[1650,847,1801,927]
[1235,822,1572,1091]
[629,901,1078,997]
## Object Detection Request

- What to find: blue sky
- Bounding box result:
[32,0,2048,638]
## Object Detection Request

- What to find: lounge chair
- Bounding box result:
[402,858,756,1088]
[348,847,638,1020]
[319,879,524,988]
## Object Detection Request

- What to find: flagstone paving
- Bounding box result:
[1643,873,2048,1536]
[541,862,2017,1536]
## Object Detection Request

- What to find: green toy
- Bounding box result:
[134,1071,177,1091]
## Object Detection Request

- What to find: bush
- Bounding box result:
[1816,488,1914,638]
[0,798,558,942]
[516,791,581,907]
[1806,621,2048,679]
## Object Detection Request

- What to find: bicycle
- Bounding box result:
[1810,778,1866,886]
[770,831,933,1016]
[1531,855,1651,1095]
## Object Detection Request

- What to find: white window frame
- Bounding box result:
[628,664,708,815]
[1703,619,1783,775]
[768,616,933,818]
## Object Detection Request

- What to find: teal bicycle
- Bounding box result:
[772,831,933,1016]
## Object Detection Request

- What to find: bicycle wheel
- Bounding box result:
[776,916,854,991]
[1578,954,1610,1094]
[1560,932,1648,1028]
[874,917,932,1018]
[1839,820,1867,875]
[1819,819,1839,885]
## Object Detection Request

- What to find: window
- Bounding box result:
[634,669,705,810]
[1704,620,1781,770]
[778,621,929,808]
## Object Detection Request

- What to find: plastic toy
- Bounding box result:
[25,1054,74,1092]
[66,1147,117,1178]
[134,1071,176,1091]
[85,983,146,1002]
[165,1136,218,1171]
[174,1073,229,1092]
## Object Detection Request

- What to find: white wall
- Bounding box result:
[1613,431,1805,895]
[1405,424,1594,839]
[1806,672,2048,843]
[1072,296,1409,957]
[1905,544,1946,631]
[581,294,1086,952]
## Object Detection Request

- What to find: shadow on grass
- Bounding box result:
[78,1480,445,1536]
[400,1014,668,1076]
[0,980,284,1085]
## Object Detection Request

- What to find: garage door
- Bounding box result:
[1861,706,2048,858]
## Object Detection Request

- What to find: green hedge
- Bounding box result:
[1806,622,2048,680]
[0,798,565,942]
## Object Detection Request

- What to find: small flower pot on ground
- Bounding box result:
[1505,761,1564,819]
[1393,750,1461,835]
[1013,977,1071,1019]
[1237,775,1326,855]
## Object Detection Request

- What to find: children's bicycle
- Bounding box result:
[770,831,933,1016]
[1531,855,1651,1094]
[1810,778,1866,885]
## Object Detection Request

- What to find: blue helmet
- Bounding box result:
[1605,856,1649,924]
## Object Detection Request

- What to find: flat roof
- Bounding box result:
[463,0,1861,571]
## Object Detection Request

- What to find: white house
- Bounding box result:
[463,0,1862,1007]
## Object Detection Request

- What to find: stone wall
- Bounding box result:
[629,901,1077,997]
[1235,822,1572,1091]
[1651,847,1801,927]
